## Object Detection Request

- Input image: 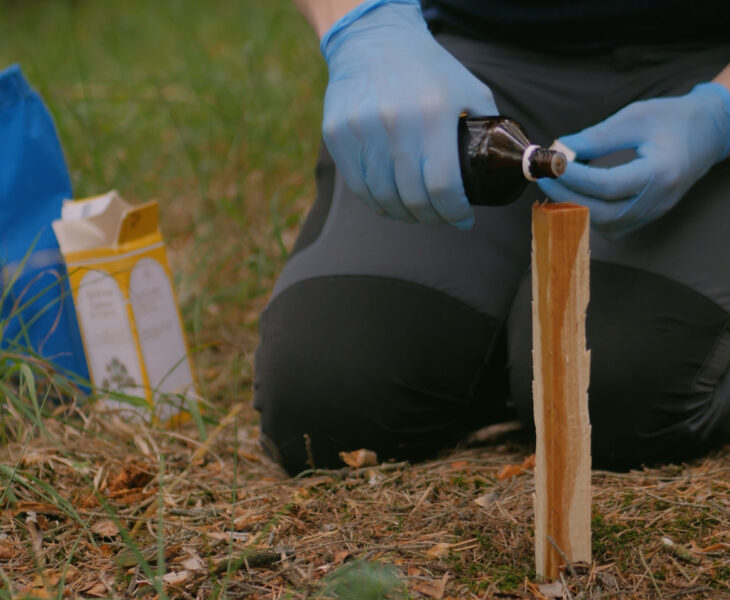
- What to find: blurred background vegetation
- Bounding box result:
[0,0,327,408]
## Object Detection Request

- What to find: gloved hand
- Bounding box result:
[538,82,730,238]
[321,0,498,229]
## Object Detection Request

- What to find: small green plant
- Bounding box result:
[321,560,405,600]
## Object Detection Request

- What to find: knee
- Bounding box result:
[254,276,505,475]
[507,262,730,470]
[252,283,365,475]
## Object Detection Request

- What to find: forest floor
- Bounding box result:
[1,400,729,599]
[1,1,729,598]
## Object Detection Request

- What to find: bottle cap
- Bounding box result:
[522,145,540,181]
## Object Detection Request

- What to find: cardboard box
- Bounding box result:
[52,191,198,422]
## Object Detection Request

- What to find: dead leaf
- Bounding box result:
[538,581,565,598]
[163,570,192,585]
[181,555,206,572]
[92,518,119,539]
[411,573,449,599]
[0,546,16,560]
[65,566,81,583]
[496,455,536,481]
[333,549,350,564]
[339,449,378,468]
[424,542,451,559]
[83,581,108,597]
[108,462,154,492]
[48,565,80,584]
[473,491,498,508]
[17,587,52,599]
[497,464,526,481]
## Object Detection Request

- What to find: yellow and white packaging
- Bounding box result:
[52,191,198,422]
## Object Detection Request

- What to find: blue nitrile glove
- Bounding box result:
[321,0,498,229]
[539,82,730,238]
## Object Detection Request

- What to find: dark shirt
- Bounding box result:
[421,1,730,52]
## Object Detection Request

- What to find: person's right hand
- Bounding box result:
[321,0,498,229]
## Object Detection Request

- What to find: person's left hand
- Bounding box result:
[538,82,730,238]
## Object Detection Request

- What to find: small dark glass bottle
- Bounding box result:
[458,116,567,206]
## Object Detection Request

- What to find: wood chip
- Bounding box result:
[496,454,535,481]
[425,542,451,559]
[339,449,378,468]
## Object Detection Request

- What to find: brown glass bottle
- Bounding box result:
[458,116,567,206]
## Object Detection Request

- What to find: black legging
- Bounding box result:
[254,35,730,476]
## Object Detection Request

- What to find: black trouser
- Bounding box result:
[254,35,730,476]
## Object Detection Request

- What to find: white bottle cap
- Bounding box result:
[522,145,540,181]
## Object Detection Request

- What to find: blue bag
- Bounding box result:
[0,63,88,381]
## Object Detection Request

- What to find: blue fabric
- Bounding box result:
[0,64,88,380]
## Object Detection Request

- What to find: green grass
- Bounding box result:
[0,0,326,395]
[1,0,325,197]
[0,3,324,596]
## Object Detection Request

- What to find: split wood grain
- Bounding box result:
[531,201,592,580]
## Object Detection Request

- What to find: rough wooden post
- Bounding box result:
[532,201,592,580]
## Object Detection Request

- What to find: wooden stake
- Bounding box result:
[531,201,591,580]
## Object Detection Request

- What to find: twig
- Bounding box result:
[130,402,244,536]
[213,546,294,573]
[546,535,578,580]
[666,586,715,598]
[294,460,409,480]
[667,555,693,583]
[303,434,315,470]
[638,549,661,598]
[645,491,714,511]
[559,571,574,600]
[407,482,434,520]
